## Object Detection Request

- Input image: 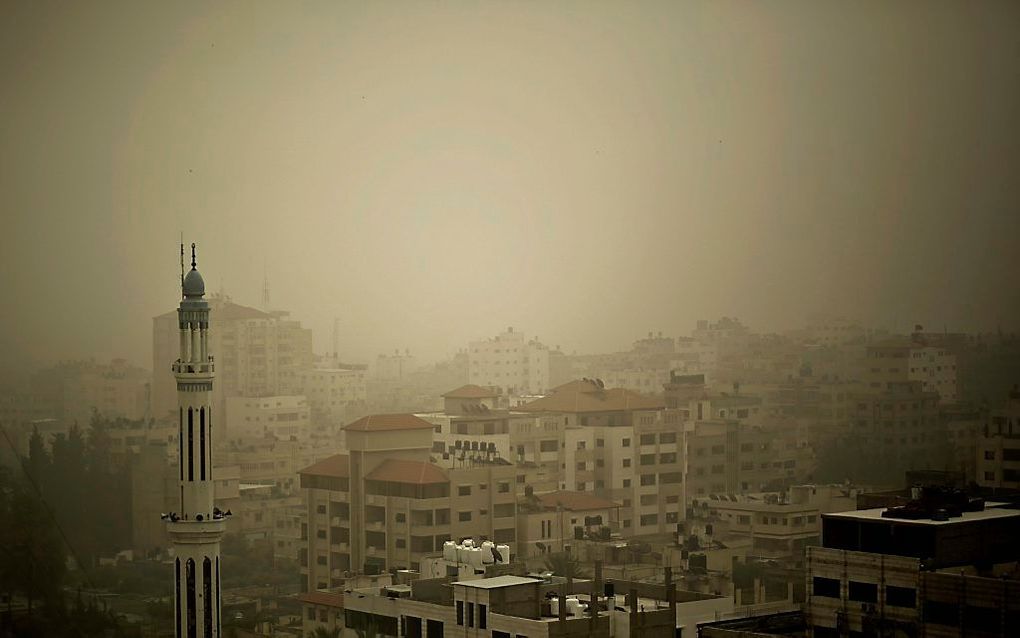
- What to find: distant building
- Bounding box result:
[300,367,367,426]
[225,395,310,441]
[375,350,418,380]
[807,491,1020,637]
[864,336,958,403]
[298,413,517,590]
[468,327,551,395]
[152,297,313,423]
[976,386,1020,490]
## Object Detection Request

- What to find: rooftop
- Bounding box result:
[296,591,344,608]
[452,575,542,589]
[824,506,1020,526]
[517,379,664,414]
[344,413,436,432]
[365,459,448,485]
[443,384,500,399]
[298,454,350,478]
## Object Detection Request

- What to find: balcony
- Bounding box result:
[330,542,350,552]
[366,520,386,532]
[330,516,350,527]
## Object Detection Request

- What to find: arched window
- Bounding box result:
[186,558,196,638]
[203,557,212,636]
[187,408,194,482]
[199,407,206,480]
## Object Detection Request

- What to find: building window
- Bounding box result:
[458,511,472,522]
[396,513,406,523]
[497,482,510,493]
[640,434,656,445]
[467,602,474,627]
[479,604,487,629]
[623,459,631,468]
[623,479,631,488]
[812,577,840,598]
[456,600,463,625]
[622,438,631,447]
[848,581,878,603]
[886,585,916,608]
[640,514,658,526]
[984,450,995,460]
[458,485,472,496]
[985,471,995,481]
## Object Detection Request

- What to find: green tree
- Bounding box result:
[307,627,341,638]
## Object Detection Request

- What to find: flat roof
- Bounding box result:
[824,506,1020,526]
[453,576,542,589]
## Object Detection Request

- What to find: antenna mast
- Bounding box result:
[179,237,185,298]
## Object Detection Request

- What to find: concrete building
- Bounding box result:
[375,350,418,381]
[516,490,621,559]
[225,395,310,441]
[300,367,367,426]
[976,387,1020,490]
[341,572,686,638]
[298,413,518,591]
[61,358,150,424]
[152,296,313,424]
[865,337,958,403]
[806,489,1020,637]
[516,379,678,537]
[468,327,551,395]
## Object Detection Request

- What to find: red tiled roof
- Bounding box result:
[443,384,500,399]
[536,490,621,511]
[365,459,448,485]
[298,454,350,478]
[343,414,436,432]
[516,379,664,414]
[297,591,344,608]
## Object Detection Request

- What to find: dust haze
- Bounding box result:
[2,0,1018,372]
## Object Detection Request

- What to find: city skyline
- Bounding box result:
[2,1,1019,374]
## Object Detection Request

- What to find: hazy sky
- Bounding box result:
[2,1,1018,375]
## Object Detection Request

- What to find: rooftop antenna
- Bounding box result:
[179,236,185,298]
[262,259,271,310]
[332,317,340,361]
[191,243,197,269]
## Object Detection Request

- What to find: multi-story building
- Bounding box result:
[864,337,958,403]
[299,413,517,590]
[61,358,150,424]
[806,490,1020,637]
[341,571,684,638]
[225,395,311,441]
[375,350,418,381]
[517,379,676,537]
[300,367,367,426]
[468,327,551,395]
[684,419,808,497]
[846,381,945,476]
[516,490,621,559]
[976,387,1020,490]
[152,297,313,423]
[942,402,985,482]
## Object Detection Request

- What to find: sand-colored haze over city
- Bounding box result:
[2,0,1018,374]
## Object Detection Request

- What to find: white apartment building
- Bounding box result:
[225,395,310,441]
[865,338,958,402]
[152,297,313,422]
[375,350,418,380]
[468,327,550,395]
[301,367,367,425]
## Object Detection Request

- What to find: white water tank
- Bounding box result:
[550,597,560,616]
[462,538,474,548]
[481,541,495,564]
[456,546,469,564]
[443,541,457,562]
[566,598,583,617]
[496,544,511,564]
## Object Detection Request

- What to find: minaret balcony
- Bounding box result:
[167,518,227,543]
[173,360,216,376]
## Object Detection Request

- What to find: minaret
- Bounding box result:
[167,243,225,638]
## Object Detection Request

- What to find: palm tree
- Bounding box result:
[307,626,341,638]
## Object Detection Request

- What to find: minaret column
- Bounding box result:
[169,243,224,638]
